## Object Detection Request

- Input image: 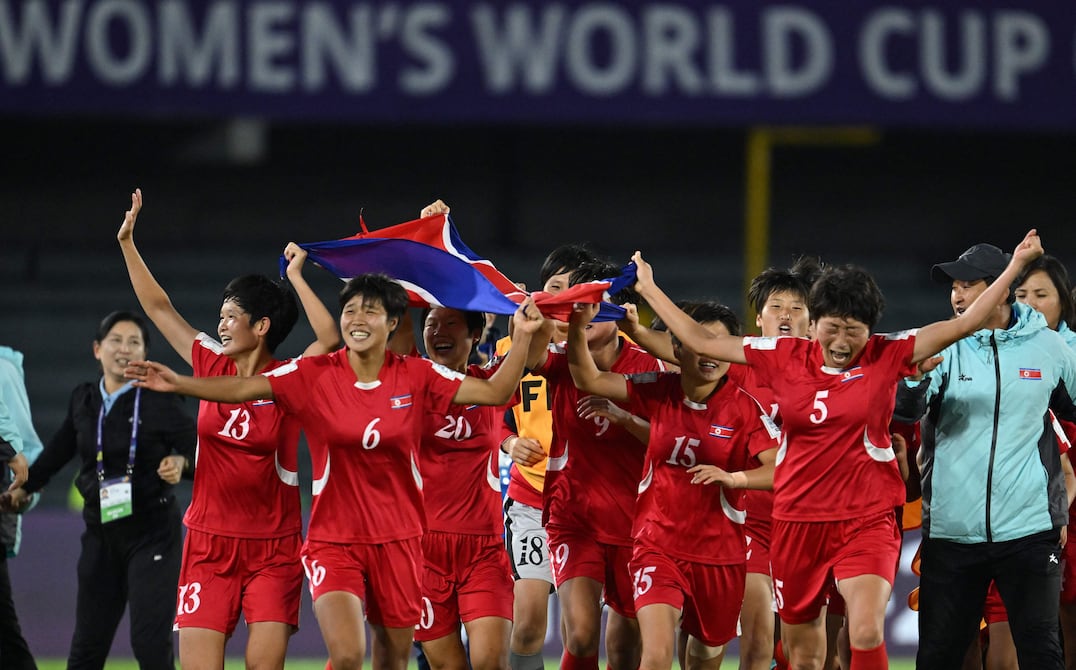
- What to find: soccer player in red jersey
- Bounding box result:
[412,306,520,670]
[527,260,667,670]
[117,189,340,670]
[630,230,1042,670]
[740,259,820,670]
[125,276,545,670]
[568,300,779,670]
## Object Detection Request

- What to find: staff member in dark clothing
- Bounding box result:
[1,311,196,670]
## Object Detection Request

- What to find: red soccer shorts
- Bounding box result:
[1062,524,1076,605]
[414,531,514,642]
[630,543,745,647]
[301,537,423,628]
[983,581,1008,624]
[175,529,303,634]
[547,524,636,617]
[770,511,901,624]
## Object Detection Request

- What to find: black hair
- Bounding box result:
[1015,255,1076,329]
[651,300,698,332]
[687,302,741,337]
[747,256,823,314]
[339,274,409,332]
[539,243,598,288]
[422,307,486,337]
[569,259,639,306]
[670,302,741,349]
[96,311,150,350]
[809,264,885,330]
[221,275,300,354]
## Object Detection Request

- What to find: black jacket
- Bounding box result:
[25,382,196,525]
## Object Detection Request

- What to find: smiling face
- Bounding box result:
[756,289,810,338]
[814,316,870,369]
[94,320,146,385]
[339,294,397,356]
[677,320,732,384]
[1015,269,1062,330]
[423,307,480,372]
[217,299,262,357]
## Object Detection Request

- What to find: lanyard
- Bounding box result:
[96,387,142,483]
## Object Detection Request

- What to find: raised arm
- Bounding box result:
[454,299,543,407]
[283,242,341,356]
[126,360,274,403]
[116,188,199,366]
[632,252,747,365]
[912,230,1043,363]
[617,303,677,365]
[566,303,629,402]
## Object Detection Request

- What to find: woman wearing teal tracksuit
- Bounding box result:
[897,242,1076,670]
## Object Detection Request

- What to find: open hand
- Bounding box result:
[116,188,143,243]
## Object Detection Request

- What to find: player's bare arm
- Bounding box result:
[566,303,629,402]
[632,251,747,365]
[454,298,543,407]
[126,359,274,403]
[116,188,199,366]
[912,229,1043,364]
[284,242,342,356]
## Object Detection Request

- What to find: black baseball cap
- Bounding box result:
[931,244,1011,284]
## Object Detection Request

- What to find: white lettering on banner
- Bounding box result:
[921,10,985,101]
[860,8,1052,103]
[643,5,702,95]
[0,0,1066,109]
[159,0,239,88]
[859,8,917,99]
[564,5,636,96]
[86,0,151,85]
[993,11,1048,100]
[300,3,376,92]
[764,6,832,97]
[0,0,82,84]
[706,7,760,95]
[248,1,295,92]
[470,4,565,94]
[399,3,453,95]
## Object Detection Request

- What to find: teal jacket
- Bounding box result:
[0,346,43,557]
[896,303,1076,543]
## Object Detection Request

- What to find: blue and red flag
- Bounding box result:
[531,265,636,322]
[283,214,523,315]
[285,213,627,321]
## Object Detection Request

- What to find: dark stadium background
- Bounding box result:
[2,0,1075,662]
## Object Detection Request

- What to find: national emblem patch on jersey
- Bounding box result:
[709,424,735,439]
[390,394,413,409]
[840,367,864,383]
[1019,368,1043,380]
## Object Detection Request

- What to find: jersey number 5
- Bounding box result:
[809,391,829,424]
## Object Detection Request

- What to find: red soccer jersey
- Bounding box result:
[626,372,778,564]
[742,333,918,522]
[728,364,778,532]
[420,362,504,535]
[535,339,666,545]
[266,348,464,543]
[184,334,302,538]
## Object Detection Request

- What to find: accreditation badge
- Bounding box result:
[99,477,133,522]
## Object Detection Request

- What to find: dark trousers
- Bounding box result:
[916,529,1063,670]
[67,503,182,670]
[0,551,36,670]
